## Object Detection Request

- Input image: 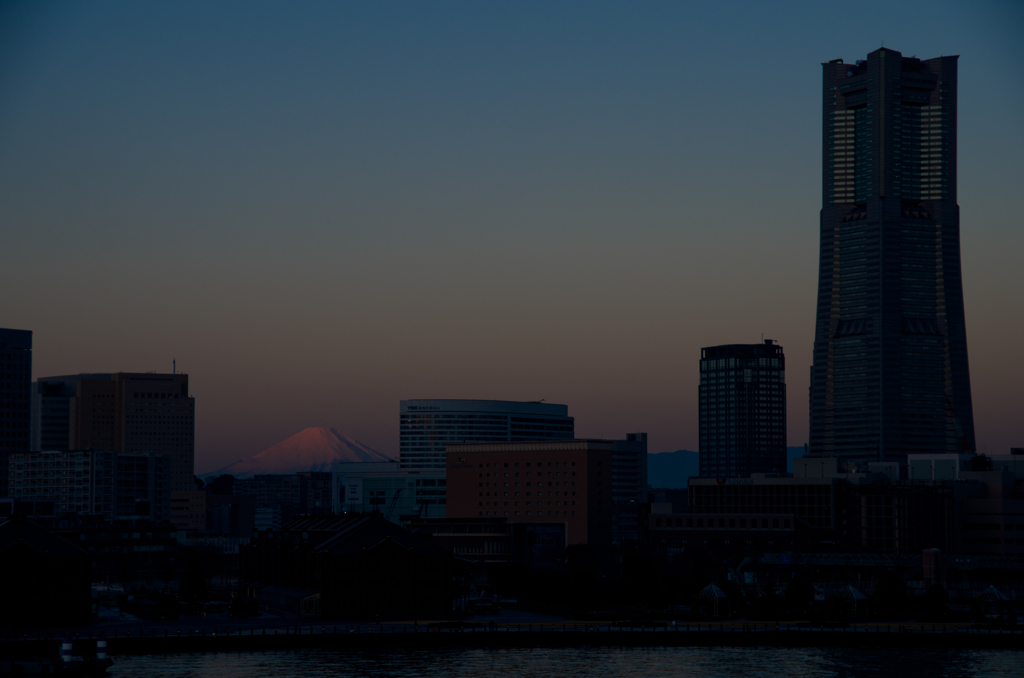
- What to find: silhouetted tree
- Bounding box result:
[785,573,814,608]
[919,584,948,621]
[180,548,209,602]
[870,574,908,620]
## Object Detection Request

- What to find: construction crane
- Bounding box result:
[384,488,403,521]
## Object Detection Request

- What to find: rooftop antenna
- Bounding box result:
[173,359,176,375]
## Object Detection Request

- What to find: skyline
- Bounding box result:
[2,2,1022,473]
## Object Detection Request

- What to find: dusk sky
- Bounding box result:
[2,1,1021,472]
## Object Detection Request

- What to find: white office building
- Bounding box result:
[331,462,446,523]
[400,399,574,469]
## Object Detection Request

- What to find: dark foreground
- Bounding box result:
[3,622,1022,660]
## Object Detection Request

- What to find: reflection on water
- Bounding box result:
[110,647,1024,678]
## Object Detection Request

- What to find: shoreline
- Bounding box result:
[3,624,1022,657]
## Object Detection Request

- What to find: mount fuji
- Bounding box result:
[206,427,393,478]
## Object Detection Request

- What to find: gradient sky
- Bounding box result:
[2,1,1022,472]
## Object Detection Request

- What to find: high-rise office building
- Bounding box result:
[810,48,975,462]
[611,432,648,544]
[0,328,32,498]
[30,372,195,492]
[699,341,787,478]
[399,400,574,469]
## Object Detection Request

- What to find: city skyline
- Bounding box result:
[2,3,1022,473]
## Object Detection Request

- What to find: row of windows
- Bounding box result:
[480,510,575,518]
[653,516,792,529]
[480,501,575,509]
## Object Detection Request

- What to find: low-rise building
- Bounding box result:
[297,472,333,515]
[331,462,446,522]
[240,514,453,618]
[684,458,955,554]
[170,490,207,530]
[207,492,255,535]
[403,517,565,569]
[445,440,615,546]
[954,469,1024,557]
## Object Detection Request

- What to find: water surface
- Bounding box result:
[110,647,1024,677]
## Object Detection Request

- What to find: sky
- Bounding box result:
[1,1,1022,472]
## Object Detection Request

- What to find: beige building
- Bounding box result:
[34,372,195,493]
[446,440,614,546]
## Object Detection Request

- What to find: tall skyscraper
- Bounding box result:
[810,48,975,462]
[0,328,32,498]
[399,399,574,469]
[699,341,787,478]
[30,372,195,492]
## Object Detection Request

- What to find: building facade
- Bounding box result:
[809,48,975,462]
[0,328,32,498]
[7,449,170,522]
[331,462,446,522]
[399,399,574,469]
[30,372,195,492]
[699,341,787,478]
[684,458,955,555]
[610,432,648,543]
[445,440,614,546]
[170,490,207,530]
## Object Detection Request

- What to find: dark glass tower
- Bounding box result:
[809,48,975,462]
[699,341,787,478]
[1,328,33,498]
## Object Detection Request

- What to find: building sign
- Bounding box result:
[342,478,362,506]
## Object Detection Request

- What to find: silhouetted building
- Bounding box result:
[240,514,453,618]
[679,457,955,555]
[0,515,91,628]
[0,328,32,498]
[611,433,648,544]
[810,48,975,462]
[234,474,299,529]
[297,472,334,515]
[170,490,206,530]
[30,372,195,492]
[699,341,786,478]
[331,462,446,522]
[53,518,181,590]
[445,440,615,545]
[400,399,574,469]
[7,449,169,521]
[404,517,566,569]
[206,493,255,536]
[952,467,1024,557]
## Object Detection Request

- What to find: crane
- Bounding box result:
[384,488,403,521]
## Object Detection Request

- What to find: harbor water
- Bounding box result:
[108,646,1024,677]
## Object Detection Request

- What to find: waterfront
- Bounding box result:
[110,647,1024,677]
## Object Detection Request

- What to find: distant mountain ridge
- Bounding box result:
[205,427,392,478]
[647,450,699,489]
[646,447,807,488]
